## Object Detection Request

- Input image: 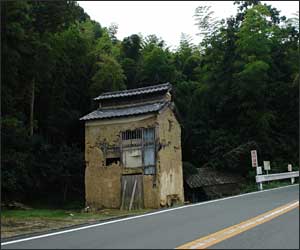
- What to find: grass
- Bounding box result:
[1,208,153,239]
[2,209,71,219]
[1,208,152,220]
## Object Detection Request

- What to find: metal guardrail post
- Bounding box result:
[256,166,263,190]
[288,164,295,184]
[291,177,295,184]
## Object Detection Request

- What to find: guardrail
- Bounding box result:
[256,171,299,190]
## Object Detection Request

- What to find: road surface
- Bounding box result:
[2,184,299,249]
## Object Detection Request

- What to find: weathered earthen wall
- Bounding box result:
[84,114,160,209]
[143,175,160,208]
[85,163,121,209]
[157,107,184,206]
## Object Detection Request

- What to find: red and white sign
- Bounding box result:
[251,150,258,167]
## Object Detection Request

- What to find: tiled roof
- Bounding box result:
[94,82,172,101]
[185,168,244,188]
[80,101,169,121]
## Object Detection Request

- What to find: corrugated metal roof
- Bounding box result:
[93,82,172,101]
[80,101,169,121]
[185,168,244,188]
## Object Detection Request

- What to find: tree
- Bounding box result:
[173,33,199,81]
[194,5,221,38]
[120,34,142,88]
[234,4,276,141]
[2,0,94,203]
[2,0,298,204]
[108,22,119,44]
[90,55,126,96]
[139,35,176,85]
[121,34,142,60]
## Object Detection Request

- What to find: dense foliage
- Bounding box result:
[2,1,299,205]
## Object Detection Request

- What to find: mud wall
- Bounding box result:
[143,175,160,208]
[157,107,184,206]
[84,114,160,209]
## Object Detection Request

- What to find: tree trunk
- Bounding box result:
[29,79,35,137]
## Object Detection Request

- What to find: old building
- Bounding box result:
[80,83,184,210]
[184,167,245,203]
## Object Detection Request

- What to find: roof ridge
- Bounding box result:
[94,82,171,101]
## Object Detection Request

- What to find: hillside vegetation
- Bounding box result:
[2,1,299,206]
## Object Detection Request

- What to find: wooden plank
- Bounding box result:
[129,179,137,211]
[120,179,127,210]
[137,175,143,209]
[125,175,132,210]
[121,174,144,210]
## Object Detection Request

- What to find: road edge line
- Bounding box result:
[2,184,298,246]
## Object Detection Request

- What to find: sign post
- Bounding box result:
[263,161,271,184]
[288,164,294,184]
[251,150,263,190]
[257,166,263,190]
[263,161,271,175]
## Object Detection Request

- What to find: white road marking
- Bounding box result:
[1,184,298,246]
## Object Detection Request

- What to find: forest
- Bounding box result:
[2,0,299,206]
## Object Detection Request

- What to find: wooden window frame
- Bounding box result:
[120,127,156,175]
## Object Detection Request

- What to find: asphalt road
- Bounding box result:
[211,208,299,249]
[2,185,299,249]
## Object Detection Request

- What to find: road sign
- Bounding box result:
[263,161,271,171]
[251,150,258,167]
[257,166,262,175]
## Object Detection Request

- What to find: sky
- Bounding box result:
[78,1,299,49]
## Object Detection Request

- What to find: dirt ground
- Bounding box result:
[1,209,151,239]
[2,218,94,238]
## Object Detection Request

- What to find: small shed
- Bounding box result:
[184,168,245,203]
[80,83,184,210]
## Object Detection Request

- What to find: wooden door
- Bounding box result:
[120,174,144,210]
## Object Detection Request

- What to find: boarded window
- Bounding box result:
[144,146,155,165]
[143,128,155,144]
[122,148,142,168]
[143,128,155,174]
[121,127,156,174]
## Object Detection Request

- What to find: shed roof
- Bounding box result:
[185,168,244,189]
[93,82,172,101]
[80,101,169,121]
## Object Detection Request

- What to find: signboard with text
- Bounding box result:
[257,166,262,175]
[251,150,258,167]
[263,161,271,171]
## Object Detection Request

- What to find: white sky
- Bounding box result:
[78,1,299,49]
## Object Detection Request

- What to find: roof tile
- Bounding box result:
[80,101,169,121]
[185,168,244,188]
[94,82,171,101]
